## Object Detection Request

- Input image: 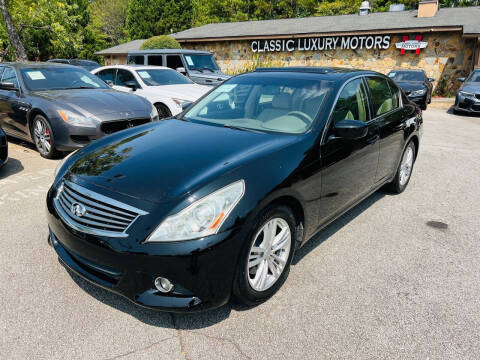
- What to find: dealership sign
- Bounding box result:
[396,35,427,55]
[251,35,391,53]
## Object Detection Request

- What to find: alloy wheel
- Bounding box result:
[33,118,52,156]
[247,218,292,292]
[399,145,414,186]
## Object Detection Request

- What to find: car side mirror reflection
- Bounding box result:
[176,67,186,74]
[181,101,193,112]
[0,82,18,91]
[333,119,368,140]
[457,77,465,82]
[124,80,137,91]
[104,80,113,87]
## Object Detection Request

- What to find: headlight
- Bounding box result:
[459,91,474,98]
[172,98,189,108]
[54,150,76,177]
[410,89,426,96]
[150,105,159,121]
[57,110,96,128]
[146,180,245,242]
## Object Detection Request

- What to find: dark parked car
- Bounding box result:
[48,59,100,72]
[0,125,7,168]
[388,69,434,110]
[47,67,422,312]
[0,62,158,158]
[454,70,480,114]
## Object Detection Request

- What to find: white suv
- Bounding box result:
[92,65,211,118]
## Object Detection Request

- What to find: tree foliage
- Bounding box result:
[140,35,181,50]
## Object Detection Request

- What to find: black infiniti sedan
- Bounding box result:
[0,125,7,168]
[454,70,480,115]
[47,67,422,312]
[0,63,157,158]
[388,69,434,110]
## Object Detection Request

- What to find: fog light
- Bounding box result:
[154,277,174,293]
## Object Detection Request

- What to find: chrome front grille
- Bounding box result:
[53,181,148,237]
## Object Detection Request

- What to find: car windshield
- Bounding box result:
[136,69,192,86]
[466,71,480,83]
[20,66,108,91]
[182,74,334,134]
[184,54,219,72]
[388,71,424,82]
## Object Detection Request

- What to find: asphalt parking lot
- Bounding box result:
[1,108,479,359]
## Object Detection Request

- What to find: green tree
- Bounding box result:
[125,0,163,40]
[89,0,128,45]
[140,35,181,49]
[156,0,194,34]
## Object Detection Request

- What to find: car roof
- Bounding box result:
[389,69,424,73]
[94,65,172,71]
[0,62,78,69]
[254,67,381,80]
[128,49,212,55]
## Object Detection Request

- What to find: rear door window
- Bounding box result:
[366,77,394,117]
[96,68,116,84]
[147,55,163,66]
[127,55,145,65]
[166,55,184,70]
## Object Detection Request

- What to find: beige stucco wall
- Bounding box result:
[183,32,475,95]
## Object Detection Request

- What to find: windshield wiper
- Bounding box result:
[200,67,215,73]
[190,67,204,73]
[65,86,97,90]
[223,124,265,134]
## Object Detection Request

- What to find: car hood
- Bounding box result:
[144,84,210,102]
[31,88,149,117]
[395,82,426,92]
[460,83,480,93]
[66,119,299,203]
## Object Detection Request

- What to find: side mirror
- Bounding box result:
[457,77,465,82]
[104,80,113,86]
[333,119,368,140]
[0,82,18,91]
[176,67,186,74]
[428,78,435,83]
[124,80,137,91]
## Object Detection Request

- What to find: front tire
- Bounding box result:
[388,141,416,194]
[154,103,172,119]
[32,115,60,159]
[233,206,296,306]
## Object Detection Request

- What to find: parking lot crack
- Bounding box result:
[102,336,175,360]
[170,313,190,360]
[185,331,251,360]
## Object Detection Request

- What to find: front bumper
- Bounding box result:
[454,94,480,113]
[46,187,244,312]
[408,94,427,107]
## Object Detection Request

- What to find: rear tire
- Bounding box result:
[32,115,60,159]
[388,141,416,194]
[233,206,296,306]
[154,103,172,119]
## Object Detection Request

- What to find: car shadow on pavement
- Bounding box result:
[63,189,389,328]
[293,190,387,265]
[0,157,24,179]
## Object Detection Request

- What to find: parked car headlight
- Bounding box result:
[54,150,76,177]
[146,180,245,242]
[57,110,96,128]
[459,91,474,98]
[410,89,426,96]
[150,105,159,121]
[172,98,189,108]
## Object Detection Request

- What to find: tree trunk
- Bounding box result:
[0,0,27,61]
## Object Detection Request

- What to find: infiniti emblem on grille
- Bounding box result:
[71,203,87,217]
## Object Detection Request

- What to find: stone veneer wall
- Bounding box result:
[183,32,475,95]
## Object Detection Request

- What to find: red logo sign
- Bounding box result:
[396,35,428,55]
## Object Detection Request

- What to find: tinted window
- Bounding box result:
[20,66,108,91]
[115,69,140,88]
[147,55,163,66]
[136,69,192,86]
[2,67,19,88]
[183,74,334,134]
[166,55,184,70]
[96,68,116,83]
[387,79,400,109]
[467,71,480,83]
[331,79,369,124]
[367,77,394,117]
[127,55,145,65]
[388,71,425,82]
[184,54,219,71]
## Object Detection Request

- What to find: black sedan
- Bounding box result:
[0,125,7,168]
[454,69,480,114]
[388,69,434,110]
[47,67,422,312]
[0,62,157,158]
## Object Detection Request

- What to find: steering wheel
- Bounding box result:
[287,111,312,126]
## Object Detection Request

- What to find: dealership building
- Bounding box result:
[96,1,480,93]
